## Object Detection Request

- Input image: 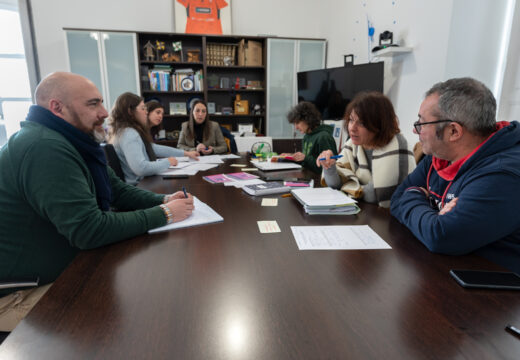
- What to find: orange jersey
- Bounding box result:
[177,0,229,35]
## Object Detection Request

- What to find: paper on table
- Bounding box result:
[168,162,192,169]
[261,198,278,206]
[192,155,224,164]
[220,154,241,159]
[149,197,223,233]
[160,167,199,176]
[290,225,391,250]
[257,221,281,233]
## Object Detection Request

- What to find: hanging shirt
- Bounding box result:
[177,0,229,35]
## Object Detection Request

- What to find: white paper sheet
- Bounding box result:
[192,155,224,164]
[290,225,391,250]
[220,154,241,159]
[168,162,192,169]
[250,159,302,171]
[149,197,223,233]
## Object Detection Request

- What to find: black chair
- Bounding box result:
[219,126,238,153]
[101,143,125,182]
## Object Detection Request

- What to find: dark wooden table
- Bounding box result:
[1,157,520,359]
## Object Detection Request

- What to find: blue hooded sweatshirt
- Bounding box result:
[391,121,520,273]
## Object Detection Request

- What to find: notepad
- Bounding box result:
[148,197,223,233]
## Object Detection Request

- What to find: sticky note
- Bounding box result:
[257,221,281,233]
[261,198,278,206]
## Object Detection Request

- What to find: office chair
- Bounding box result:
[101,143,125,181]
[219,126,238,153]
[0,278,39,345]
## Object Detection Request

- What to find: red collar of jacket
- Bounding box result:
[432,121,510,181]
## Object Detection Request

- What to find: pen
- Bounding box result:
[318,155,343,161]
[506,324,520,338]
[182,186,188,198]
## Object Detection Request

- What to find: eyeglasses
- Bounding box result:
[413,119,453,134]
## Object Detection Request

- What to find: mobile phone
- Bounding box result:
[162,175,189,179]
[450,269,520,290]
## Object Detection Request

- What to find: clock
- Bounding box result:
[181,77,194,91]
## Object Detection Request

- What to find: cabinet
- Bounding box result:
[136,32,267,143]
[267,38,326,139]
[65,30,140,112]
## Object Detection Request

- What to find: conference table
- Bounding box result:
[1,155,520,359]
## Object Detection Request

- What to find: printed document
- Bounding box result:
[149,197,223,233]
[290,225,391,250]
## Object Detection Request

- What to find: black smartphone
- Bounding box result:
[162,175,189,179]
[450,269,520,290]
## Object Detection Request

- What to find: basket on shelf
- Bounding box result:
[207,43,237,66]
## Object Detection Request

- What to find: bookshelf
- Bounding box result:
[136,32,267,143]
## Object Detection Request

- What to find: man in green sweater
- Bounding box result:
[280,101,338,174]
[0,72,194,332]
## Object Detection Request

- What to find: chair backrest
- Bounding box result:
[101,143,125,181]
[219,126,238,153]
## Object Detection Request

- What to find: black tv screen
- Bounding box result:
[297,62,384,119]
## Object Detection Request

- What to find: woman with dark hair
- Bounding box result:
[146,100,165,139]
[108,92,198,185]
[317,92,415,208]
[177,100,228,154]
[281,101,337,174]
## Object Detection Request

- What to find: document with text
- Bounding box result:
[290,225,391,250]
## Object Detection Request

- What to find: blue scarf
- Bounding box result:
[26,105,112,210]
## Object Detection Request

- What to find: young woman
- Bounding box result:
[281,101,337,174]
[146,100,164,140]
[177,100,228,154]
[108,92,198,185]
[317,92,415,208]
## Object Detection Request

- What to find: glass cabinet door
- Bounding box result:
[103,32,139,111]
[298,40,326,72]
[66,31,104,98]
[267,39,296,139]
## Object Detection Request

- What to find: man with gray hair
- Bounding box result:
[391,77,520,272]
[0,72,194,332]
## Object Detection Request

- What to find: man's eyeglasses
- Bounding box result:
[413,119,453,134]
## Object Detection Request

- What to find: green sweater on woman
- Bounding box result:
[301,124,338,174]
[0,121,167,295]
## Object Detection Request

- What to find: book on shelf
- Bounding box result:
[203,172,259,184]
[172,69,204,92]
[291,187,360,215]
[148,66,171,91]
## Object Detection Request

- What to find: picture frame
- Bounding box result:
[207,102,216,114]
[174,0,232,35]
[170,102,187,115]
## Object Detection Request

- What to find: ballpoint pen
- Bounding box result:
[182,186,188,198]
[318,155,343,161]
[506,324,520,338]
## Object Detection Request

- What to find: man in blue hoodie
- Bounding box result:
[391,77,520,273]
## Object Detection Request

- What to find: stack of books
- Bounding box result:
[291,187,360,215]
[172,69,204,92]
[243,179,313,196]
[203,172,259,184]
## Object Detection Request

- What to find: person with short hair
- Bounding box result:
[318,92,415,208]
[108,93,199,185]
[0,72,194,331]
[391,77,520,272]
[282,101,337,174]
[177,100,228,154]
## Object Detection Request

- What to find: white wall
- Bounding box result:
[29,0,517,142]
[31,0,174,77]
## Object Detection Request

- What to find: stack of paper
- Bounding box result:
[291,187,360,215]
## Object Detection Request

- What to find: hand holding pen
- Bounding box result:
[316,150,342,170]
[165,188,194,222]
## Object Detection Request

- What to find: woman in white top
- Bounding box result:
[108,92,198,185]
[317,91,415,208]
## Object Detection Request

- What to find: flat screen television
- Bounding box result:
[297,62,384,120]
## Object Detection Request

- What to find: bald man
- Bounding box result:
[0,72,194,331]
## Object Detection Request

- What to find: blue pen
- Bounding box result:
[182,186,188,198]
[319,155,343,161]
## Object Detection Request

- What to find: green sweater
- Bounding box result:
[0,121,167,295]
[301,124,338,174]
